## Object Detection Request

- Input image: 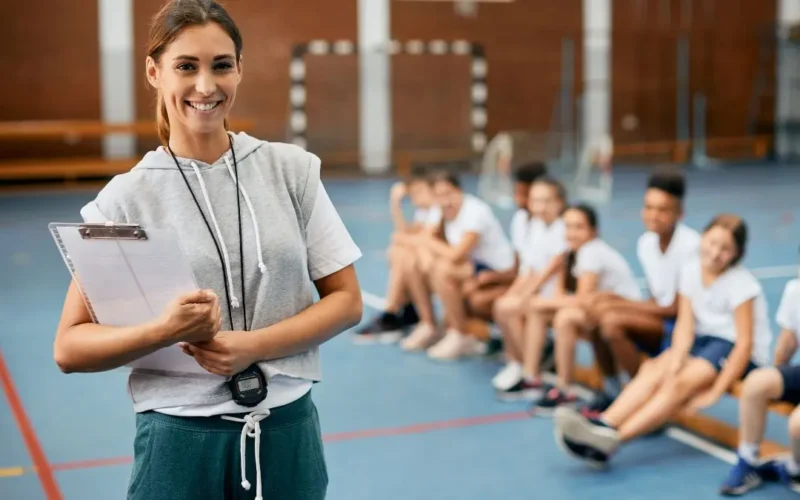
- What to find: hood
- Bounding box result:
[132,131,266,171]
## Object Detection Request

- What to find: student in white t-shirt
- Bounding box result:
[491,176,568,397]
[353,169,441,344]
[402,171,515,359]
[520,204,641,414]
[554,214,772,469]
[719,267,800,495]
[581,170,701,414]
[463,162,546,323]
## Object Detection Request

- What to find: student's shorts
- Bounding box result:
[777,364,800,405]
[127,391,327,500]
[635,317,676,357]
[685,335,758,375]
[473,261,493,275]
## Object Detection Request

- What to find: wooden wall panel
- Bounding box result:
[133,0,358,155]
[392,0,584,152]
[0,1,101,159]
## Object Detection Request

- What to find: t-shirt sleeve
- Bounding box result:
[573,242,603,275]
[425,206,442,226]
[677,260,695,296]
[459,202,491,235]
[726,268,762,309]
[776,280,800,331]
[79,176,129,224]
[305,179,362,281]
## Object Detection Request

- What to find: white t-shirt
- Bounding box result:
[776,279,800,343]
[678,258,772,366]
[637,223,701,307]
[148,179,361,417]
[413,205,442,227]
[510,209,532,258]
[573,239,641,300]
[523,217,567,296]
[443,193,515,271]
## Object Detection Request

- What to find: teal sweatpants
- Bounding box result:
[127,392,328,500]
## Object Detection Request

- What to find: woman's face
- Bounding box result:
[563,208,595,250]
[146,22,242,139]
[700,225,739,274]
[408,180,434,209]
[528,183,563,223]
[432,181,463,220]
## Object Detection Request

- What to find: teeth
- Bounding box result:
[188,101,219,111]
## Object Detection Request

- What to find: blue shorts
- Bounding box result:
[474,261,493,275]
[683,335,758,375]
[635,317,676,357]
[777,364,800,405]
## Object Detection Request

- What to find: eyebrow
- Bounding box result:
[173,54,235,61]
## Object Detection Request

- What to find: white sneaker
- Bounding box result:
[429,330,484,360]
[492,361,524,391]
[400,323,440,351]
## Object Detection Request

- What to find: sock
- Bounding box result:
[787,458,800,476]
[603,376,622,398]
[619,371,632,386]
[737,442,759,465]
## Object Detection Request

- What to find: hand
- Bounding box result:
[462,277,480,295]
[685,389,722,414]
[160,289,221,343]
[180,331,258,377]
[390,182,407,202]
[476,270,494,285]
[668,354,685,377]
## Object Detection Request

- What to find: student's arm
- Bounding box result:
[617,298,678,318]
[530,270,597,310]
[667,294,695,375]
[475,254,519,286]
[774,329,798,367]
[687,298,755,412]
[422,230,479,263]
[389,182,409,232]
[528,254,564,294]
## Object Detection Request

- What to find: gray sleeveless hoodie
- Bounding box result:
[81,132,322,413]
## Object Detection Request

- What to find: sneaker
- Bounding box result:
[399,303,420,327]
[400,323,441,351]
[540,336,556,372]
[531,386,579,417]
[428,330,484,360]
[758,458,800,493]
[492,362,523,391]
[553,406,620,457]
[352,312,404,345]
[484,337,505,358]
[719,457,763,496]
[554,429,610,469]
[496,378,545,402]
[578,392,615,420]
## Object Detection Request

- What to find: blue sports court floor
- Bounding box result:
[1,163,799,499]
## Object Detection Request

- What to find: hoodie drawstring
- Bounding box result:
[221,408,271,500]
[188,161,240,308]
[223,157,267,273]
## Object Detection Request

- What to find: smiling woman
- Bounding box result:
[52,1,363,499]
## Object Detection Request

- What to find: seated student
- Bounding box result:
[553,214,772,468]
[492,176,568,398]
[402,171,515,359]
[353,170,441,343]
[719,267,800,496]
[463,162,546,322]
[522,204,642,414]
[582,169,700,413]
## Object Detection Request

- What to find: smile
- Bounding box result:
[186,101,222,112]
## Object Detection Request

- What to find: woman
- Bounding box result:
[554,214,772,469]
[53,1,362,498]
[520,204,641,413]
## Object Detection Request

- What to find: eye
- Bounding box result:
[214,62,234,71]
[176,63,196,72]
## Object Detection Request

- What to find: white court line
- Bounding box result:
[358,262,799,465]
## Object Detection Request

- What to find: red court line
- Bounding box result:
[33,410,529,476]
[0,349,62,499]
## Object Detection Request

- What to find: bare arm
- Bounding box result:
[246,265,363,360]
[774,329,798,367]
[669,294,696,364]
[528,254,564,294]
[709,298,755,395]
[423,231,479,263]
[53,281,218,373]
[389,183,409,232]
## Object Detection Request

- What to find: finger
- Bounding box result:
[181,289,217,305]
[194,357,231,377]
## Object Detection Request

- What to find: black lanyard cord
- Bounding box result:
[166,134,248,332]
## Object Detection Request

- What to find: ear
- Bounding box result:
[236,54,244,83]
[145,56,160,89]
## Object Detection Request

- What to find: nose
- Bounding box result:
[195,70,216,96]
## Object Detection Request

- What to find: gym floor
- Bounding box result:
[1,163,799,499]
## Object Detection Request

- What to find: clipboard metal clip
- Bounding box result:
[78,223,148,241]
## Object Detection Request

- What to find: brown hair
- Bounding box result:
[704,213,748,267]
[147,0,243,146]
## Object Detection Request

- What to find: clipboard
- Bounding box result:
[49,221,223,380]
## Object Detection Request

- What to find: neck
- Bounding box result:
[168,127,230,164]
[658,225,676,252]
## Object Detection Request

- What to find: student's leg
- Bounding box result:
[616,357,716,441]
[600,350,672,427]
[787,407,800,487]
[467,284,511,322]
[401,253,441,351]
[599,309,665,376]
[737,368,785,461]
[383,245,415,312]
[428,259,484,359]
[522,305,556,382]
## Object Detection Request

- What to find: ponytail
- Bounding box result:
[156,91,170,147]
[562,250,577,293]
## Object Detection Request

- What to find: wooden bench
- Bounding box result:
[319,148,476,177]
[0,119,255,183]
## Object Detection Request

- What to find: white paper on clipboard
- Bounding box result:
[49,222,222,379]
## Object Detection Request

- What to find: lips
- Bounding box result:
[186,100,222,112]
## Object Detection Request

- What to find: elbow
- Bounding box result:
[347,290,363,329]
[53,341,75,374]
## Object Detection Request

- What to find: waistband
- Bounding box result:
[139,391,314,432]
